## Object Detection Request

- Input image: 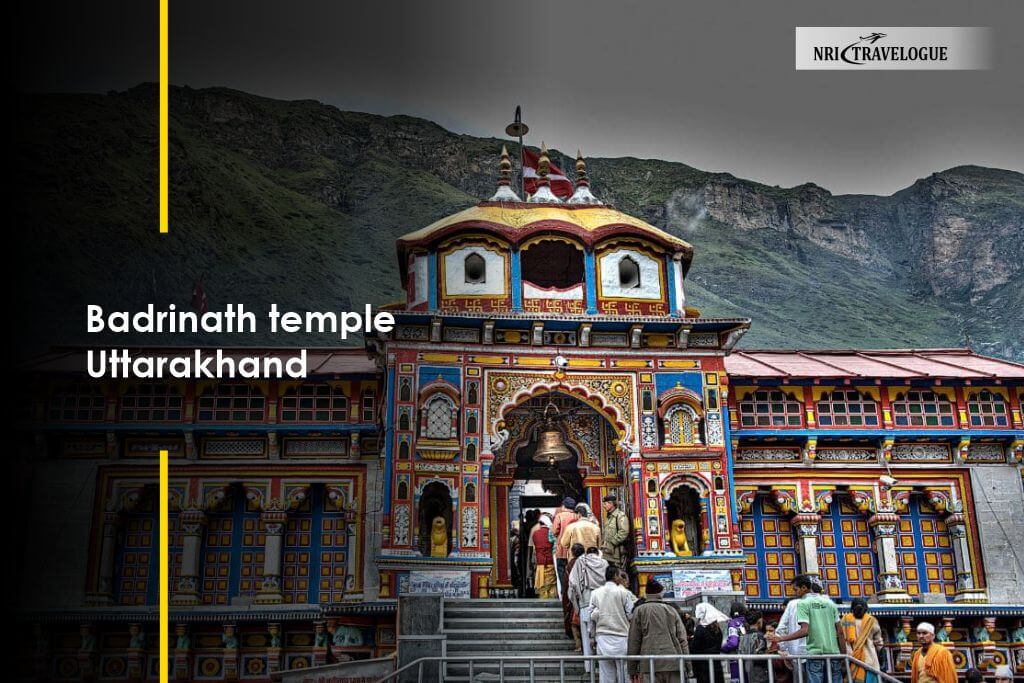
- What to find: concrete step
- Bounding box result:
[445,628,568,640]
[445,605,565,619]
[446,599,562,608]
[447,639,577,653]
[444,618,565,626]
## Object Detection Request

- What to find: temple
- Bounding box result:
[15,144,1024,681]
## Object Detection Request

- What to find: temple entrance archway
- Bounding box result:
[488,391,626,595]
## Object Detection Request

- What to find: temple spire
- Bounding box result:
[489,144,522,202]
[527,142,561,203]
[568,149,602,204]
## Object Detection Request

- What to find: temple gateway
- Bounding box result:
[15,145,1024,681]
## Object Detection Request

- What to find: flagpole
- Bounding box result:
[505,105,529,199]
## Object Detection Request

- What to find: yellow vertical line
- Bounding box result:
[159,0,169,233]
[160,449,170,682]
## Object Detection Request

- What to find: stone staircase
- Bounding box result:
[442,598,587,681]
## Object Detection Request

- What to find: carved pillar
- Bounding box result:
[127,623,145,682]
[171,509,206,606]
[793,513,822,578]
[256,509,287,604]
[91,510,120,604]
[78,623,97,682]
[173,623,191,681]
[945,511,988,602]
[222,623,239,680]
[266,623,282,675]
[628,457,645,552]
[868,513,912,602]
[313,620,329,667]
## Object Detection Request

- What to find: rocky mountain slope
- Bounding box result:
[12,85,1023,360]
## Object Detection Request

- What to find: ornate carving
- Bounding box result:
[392,506,410,546]
[815,447,875,462]
[891,443,951,462]
[461,507,478,547]
[735,448,800,462]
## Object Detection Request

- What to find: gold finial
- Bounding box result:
[537,142,551,187]
[575,149,589,187]
[498,144,512,187]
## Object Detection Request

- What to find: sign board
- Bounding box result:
[671,569,733,598]
[406,570,472,598]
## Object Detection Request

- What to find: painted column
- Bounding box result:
[946,511,988,602]
[868,512,912,603]
[256,509,287,604]
[495,484,510,586]
[793,513,822,578]
[628,457,645,552]
[584,249,598,314]
[511,248,523,312]
[173,624,191,681]
[171,509,206,606]
[93,510,120,604]
[670,253,686,317]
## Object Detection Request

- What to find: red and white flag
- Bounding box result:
[522,148,574,199]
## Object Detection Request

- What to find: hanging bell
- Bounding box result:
[534,428,573,465]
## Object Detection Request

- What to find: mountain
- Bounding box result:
[12,85,1024,360]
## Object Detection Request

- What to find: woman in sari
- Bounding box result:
[841,598,884,683]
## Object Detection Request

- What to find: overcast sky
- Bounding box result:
[15,0,1024,195]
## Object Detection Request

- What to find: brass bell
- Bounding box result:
[533,402,573,465]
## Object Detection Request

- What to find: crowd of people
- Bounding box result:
[517,504,1011,683]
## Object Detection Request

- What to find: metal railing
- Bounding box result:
[377,652,902,683]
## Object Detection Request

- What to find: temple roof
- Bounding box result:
[725,348,1024,380]
[396,202,694,280]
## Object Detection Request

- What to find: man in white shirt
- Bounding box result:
[775,592,809,679]
[589,566,637,683]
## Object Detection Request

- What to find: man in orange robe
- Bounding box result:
[910,622,956,683]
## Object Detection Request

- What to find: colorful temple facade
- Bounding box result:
[15,146,1024,681]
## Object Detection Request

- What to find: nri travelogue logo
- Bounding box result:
[795,27,992,70]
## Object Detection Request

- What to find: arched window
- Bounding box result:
[399,378,412,402]
[897,497,956,598]
[892,390,955,427]
[465,442,477,461]
[521,240,584,289]
[464,253,486,284]
[465,482,477,503]
[422,395,456,439]
[49,383,105,421]
[466,414,478,433]
[467,383,479,405]
[280,384,348,422]
[740,497,798,599]
[361,390,376,422]
[198,383,266,422]
[119,384,183,422]
[967,390,1009,427]
[281,485,350,604]
[816,390,879,427]
[663,404,702,446]
[398,411,411,431]
[737,389,803,428]
[398,441,410,460]
[818,497,877,600]
[618,256,640,288]
[397,481,409,500]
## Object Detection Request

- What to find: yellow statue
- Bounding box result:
[429,516,448,557]
[670,519,691,556]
